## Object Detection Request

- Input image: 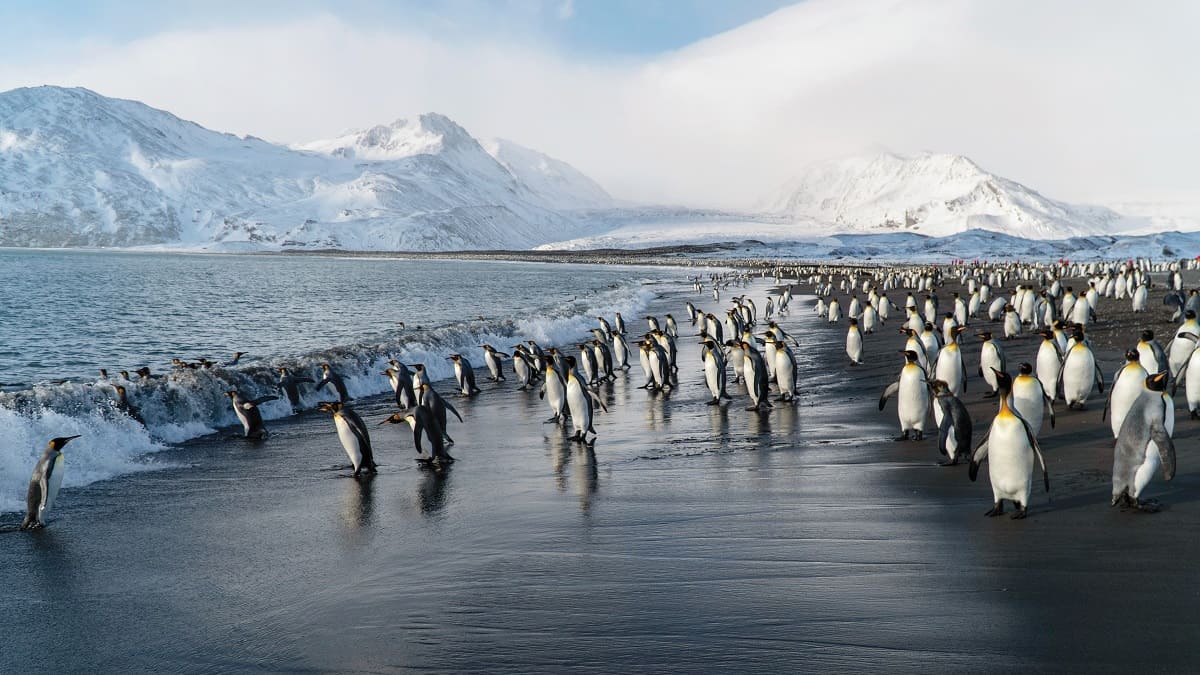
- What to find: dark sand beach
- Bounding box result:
[3,266,1199,673]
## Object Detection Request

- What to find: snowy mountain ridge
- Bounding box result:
[761,152,1126,240]
[0,86,613,249]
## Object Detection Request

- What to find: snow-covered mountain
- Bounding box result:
[762,152,1125,240]
[0,86,613,249]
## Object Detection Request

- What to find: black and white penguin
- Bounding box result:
[316,364,350,403]
[112,384,145,426]
[417,383,463,444]
[880,350,930,441]
[447,354,481,397]
[20,435,81,530]
[278,367,314,412]
[969,369,1050,519]
[480,345,509,382]
[930,380,971,466]
[380,407,454,464]
[225,390,277,439]
[1111,372,1176,512]
[319,401,377,476]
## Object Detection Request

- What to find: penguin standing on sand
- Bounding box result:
[511,346,536,390]
[969,369,1050,519]
[977,332,1006,398]
[539,358,568,424]
[20,435,81,530]
[278,367,315,412]
[448,354,482,397]
[1060,328,1105,409]
[741,340,772,412]
[316,364,350,403]
[846,318,864,365]
[1112,372,1176,512]
[700,339,732,405]
[879,350,930,441]
[565,356,607,443]
[380,408,454,464]
[1136,330,1167,375]
[1105,351,1148,436]
[226,391,277,439]
[1035,330,1062,401]
[1011,363,1055,436]
[318,401,377,477]
[772,340,798,402]
[930,380,971,466]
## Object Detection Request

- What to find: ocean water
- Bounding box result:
[0,249,666,512]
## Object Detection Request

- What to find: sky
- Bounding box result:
[0,0,1197,209]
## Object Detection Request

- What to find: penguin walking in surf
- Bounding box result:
[278,367,315,413]
[480,345,509,382]
[20,435,81,530]
[383,361,417,409]
[448,354,482,397]
[1112,372,1176,512]
[316,363,351,403]
[112,384,146,426]
[226,390,277,439]
[318,401,377,477]
[969,369,1050,519]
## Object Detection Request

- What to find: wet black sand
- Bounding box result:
[3,271,1200,672]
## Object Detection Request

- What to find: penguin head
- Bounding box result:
[1125,350,1140,363]
[1146,371,1169,392]
[565,355,577,368]
[279,367,289,375]
[1188,310,1197,320]
[1141,329,1155,341]
[48,435,81,451]
[976,331,992,341]
[318,401,343,413]
[927,379,949,394]
[1071,327,1086,341]
[115,384,127,396]
[321,363,331,372]
[447,354,461,362]
[1037,329,1053,340]
[900,350,920,363]
[991,368,1013,391]
[849,318,858,326]
[378,412,404,426]
[224,390,238,400]
[1018,362,1033,376]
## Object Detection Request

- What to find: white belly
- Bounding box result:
[987,417,1034,503]
[334,416,363,471]
[42,454,65,519]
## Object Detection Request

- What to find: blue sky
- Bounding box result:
[0,0,796,63]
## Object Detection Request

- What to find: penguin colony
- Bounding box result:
[15,271,801,529]
[811,257,1192,518]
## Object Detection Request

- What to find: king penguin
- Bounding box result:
[1112,372,1176,512]
[930,380,971,466]
[879,350,930,441]
[969,369,1050,519]
[20,435,81,530]
[226,390,277,439]
[319,401,377,476]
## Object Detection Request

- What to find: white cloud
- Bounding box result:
[1,0,1198,209]
[556,0,575,21]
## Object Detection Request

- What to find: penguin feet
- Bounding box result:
[1191,410,1200,420]
[894,432,910,442]
[706,398,720,406]
[936,458,959,467]
[982,391,998,399]
[914,431,924,441]
[984,502,1005,517]
[1135,499,1162,513]
[1010,504,1028,520]
[444,437,455,446]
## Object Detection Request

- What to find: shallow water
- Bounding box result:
[0,250,667,512]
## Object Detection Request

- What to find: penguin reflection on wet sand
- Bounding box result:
[21,435,81,530]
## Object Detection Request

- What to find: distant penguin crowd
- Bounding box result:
[14,268,807,530]
[809,257,1197,518]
